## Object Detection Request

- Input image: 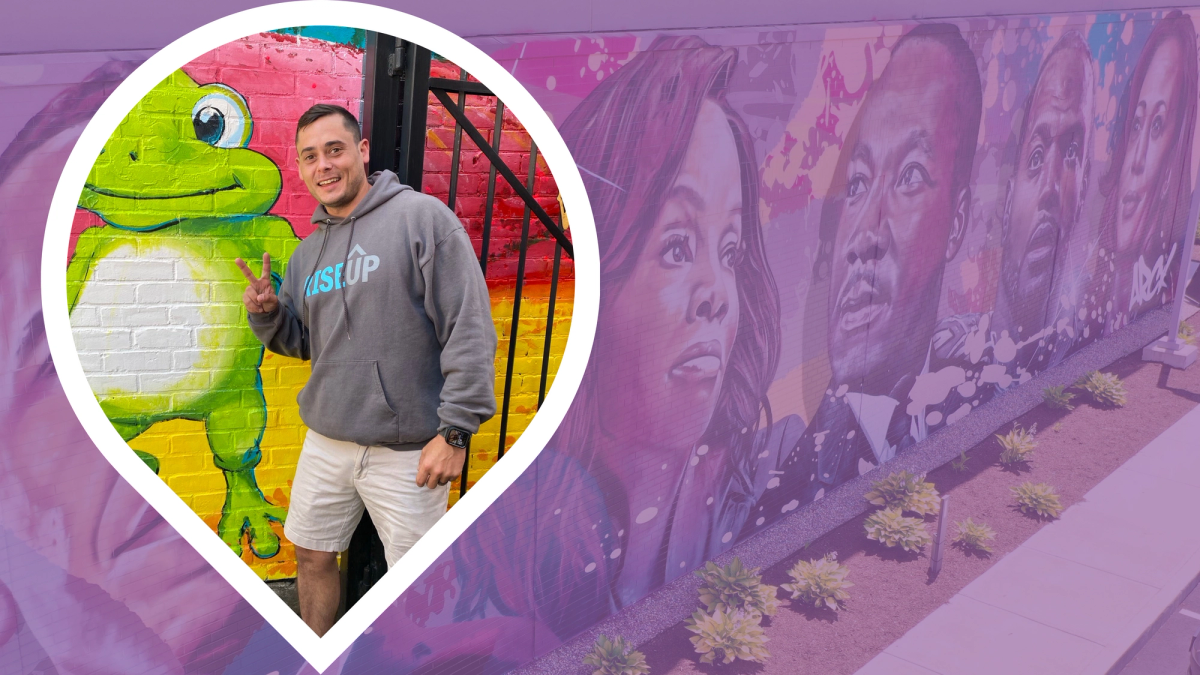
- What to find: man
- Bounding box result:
[911,32,1096,437]
[741,23,982,531]
[236,104,497,636]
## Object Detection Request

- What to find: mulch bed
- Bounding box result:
[640,312,1200,675]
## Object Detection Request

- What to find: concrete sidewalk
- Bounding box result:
[856,402,1200,675]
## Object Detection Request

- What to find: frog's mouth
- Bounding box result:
[84,176,244,200]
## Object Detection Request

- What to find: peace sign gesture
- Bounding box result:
[235,253,279,314]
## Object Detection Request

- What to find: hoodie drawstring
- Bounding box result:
[302,216,357,340]
[302,221,333,329]
[340,216,357,339]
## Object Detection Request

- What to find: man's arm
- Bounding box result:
[414,224,497,489]
[238,252,311,361]
[422,227,498,435]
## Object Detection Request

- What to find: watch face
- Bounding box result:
[445,428,470,449]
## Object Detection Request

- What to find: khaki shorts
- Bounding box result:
[284,429,449,568]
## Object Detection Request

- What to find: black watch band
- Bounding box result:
[441,427,471,449]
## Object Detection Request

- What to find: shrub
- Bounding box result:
[583,635,650,675]
[864,507,932,552]
[782,553,853,611]
[863,470,941,516]
[950,451,971,473]
[952,518,997,554]
[1042,385,1076,410]
[1075,370,1127,407]
[997,423,1038,466]
[1011,482,1064,519]
[686,607,770,665]
[695,557,779,619]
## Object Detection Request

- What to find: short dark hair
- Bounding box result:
[295,103,361,144]
[891,23,983,199]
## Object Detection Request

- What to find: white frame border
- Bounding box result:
[39,2,599,671]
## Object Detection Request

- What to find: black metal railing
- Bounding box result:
[342,34,573,608]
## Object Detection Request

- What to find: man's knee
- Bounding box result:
[294,545,339,571]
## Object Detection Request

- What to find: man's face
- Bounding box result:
[295,114,370,214]
[1003,48,1090,335]
[828,39,968,392]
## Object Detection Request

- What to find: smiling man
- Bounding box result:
[237,104,497,636]
[741,24,981,526]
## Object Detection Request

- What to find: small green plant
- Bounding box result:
[864,507,932,552]
[951,451,971,472]
[782,553,853,611]
[952,518,997,554]
[1011,481,1064,519]
[695,557,779,619]
[997,423,1038,466]
[1180,321,1196,345]
[583,635,650,675]
[863,470,941,516]
[686,607,770,665]
[1075,370,1127,407]
[1052,422,1063,432]
[1042,385,1076,410]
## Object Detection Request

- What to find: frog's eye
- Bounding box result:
[191,87,251,149]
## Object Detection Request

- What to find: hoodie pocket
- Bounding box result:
[297,360,399,444]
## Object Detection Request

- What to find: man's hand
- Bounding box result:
[416,434,466,489]
[235,253,279,314]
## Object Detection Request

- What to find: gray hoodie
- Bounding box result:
[248,170,497,450]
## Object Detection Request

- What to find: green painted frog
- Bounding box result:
[68,70,300,559]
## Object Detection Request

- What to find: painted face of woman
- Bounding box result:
[596,98,743,451]
[1117,35,1184,256]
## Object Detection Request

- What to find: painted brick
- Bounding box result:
[86,374,138,392]
[104,350,173,373]
[76,282,136,304]
[71,307,101,327]
[100,306,170,328]
[73,329,131,351]
[216,42,263,68]
[137,283,209,304]
[296,72,360,97]
[261,45,334,73]
[133,327,193,349]
[219,68,296,96]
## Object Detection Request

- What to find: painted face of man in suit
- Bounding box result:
[827,33,974,394]
[1001,38,1093,338]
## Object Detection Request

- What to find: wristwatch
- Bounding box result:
[441,426,471,450]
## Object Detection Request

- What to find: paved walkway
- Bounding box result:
[856,402,1200,675]
[1115,576,1200,675]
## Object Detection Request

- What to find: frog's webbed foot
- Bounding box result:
[219,468,287,558]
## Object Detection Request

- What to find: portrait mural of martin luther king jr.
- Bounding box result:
[741,23,983,531]
[907,31,1098,440]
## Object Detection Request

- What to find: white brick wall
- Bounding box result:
[71,240,240,406]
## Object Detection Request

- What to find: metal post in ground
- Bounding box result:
[929,495,950,579]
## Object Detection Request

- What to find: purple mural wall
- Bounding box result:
[2,5,1200,675]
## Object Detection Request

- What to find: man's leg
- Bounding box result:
[283,430,365,635]
[357,446,450,567]
[293,546,340,636]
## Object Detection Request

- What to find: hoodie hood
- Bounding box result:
[310,170,411,227]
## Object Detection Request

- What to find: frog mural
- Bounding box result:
[68,70,300,558]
